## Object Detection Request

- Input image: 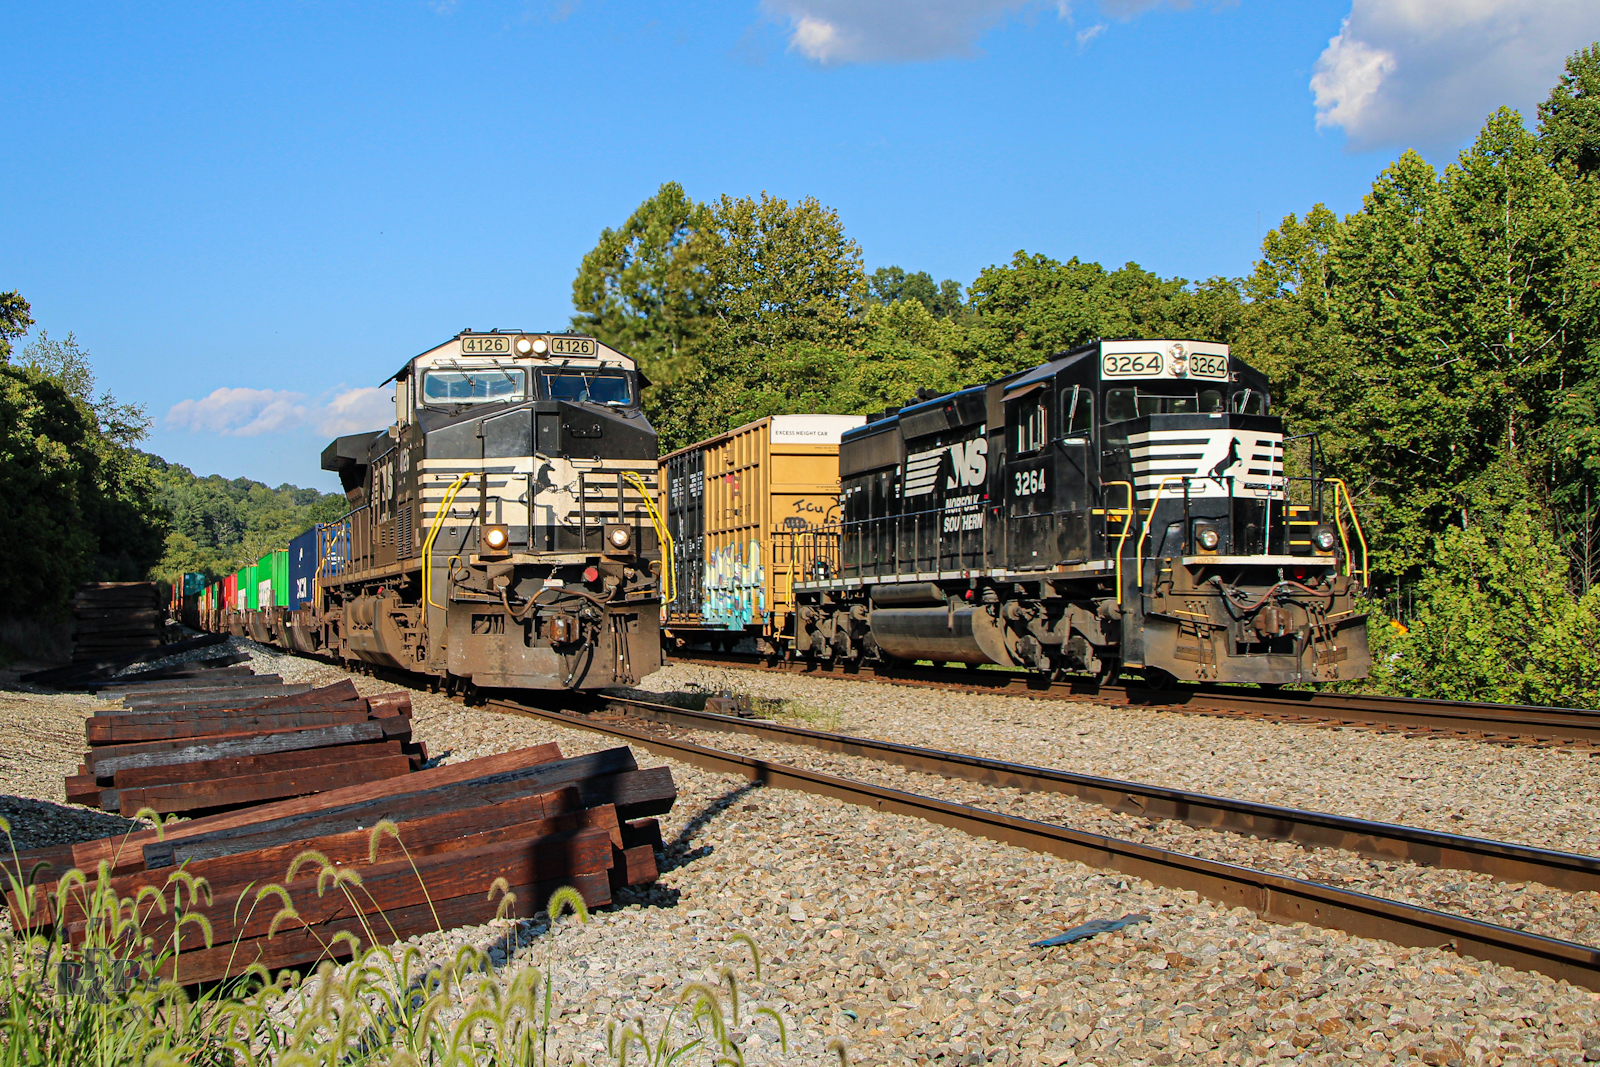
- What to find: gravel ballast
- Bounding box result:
[4,644,1599,1064]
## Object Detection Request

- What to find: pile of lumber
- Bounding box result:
[16,744,674,985]
[66,678,424,816]
[70,583,165,663]
[22,631,245,691]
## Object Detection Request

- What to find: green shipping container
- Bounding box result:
[267,550,289,610]
[234,568,248,611]
[245,564,260,611]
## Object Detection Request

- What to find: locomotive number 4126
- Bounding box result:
[1014,469,1046,496]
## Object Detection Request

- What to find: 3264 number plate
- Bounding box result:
[1102,352,1163,377]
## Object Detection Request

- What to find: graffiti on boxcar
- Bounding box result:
[703,539,764,629]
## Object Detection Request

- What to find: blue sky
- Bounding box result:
[5,0,1598,491]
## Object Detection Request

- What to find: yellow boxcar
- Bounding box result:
[660,414,864,653]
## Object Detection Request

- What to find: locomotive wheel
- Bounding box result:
[1141,667,1179,692]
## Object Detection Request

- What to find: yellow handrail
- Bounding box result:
[1134,477,1190,592]
[423,472,479,610]
[623,471,675,604]
[1324,477,1370,587]
[1103,480,1134,605]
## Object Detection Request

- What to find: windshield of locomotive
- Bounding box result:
[538,369,632,406]
[421,367,527,404]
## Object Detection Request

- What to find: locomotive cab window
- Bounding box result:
[538,369,633,407]
[1015,398,1048,453]
[1232,388,1268,415]
[1106,387,1224,422]
[421,367,527,405]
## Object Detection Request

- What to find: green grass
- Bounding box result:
[0,815,802,1067]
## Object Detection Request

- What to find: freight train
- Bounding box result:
[662,339,1371,686]
[198,329,665,691]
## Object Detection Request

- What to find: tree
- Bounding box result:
[1539,43,1600,178]
[649,192,869,448]
[1370,503,1600,705]
[0,291,31,362]
[570,182,715,389]
[868,266,965,318]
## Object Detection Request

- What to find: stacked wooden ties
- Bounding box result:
[66,679,424,816]
[70,583,165,664]
[18,744,673,984]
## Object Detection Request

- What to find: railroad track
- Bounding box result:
[490,692,1600,992]
[669,652,1600,750]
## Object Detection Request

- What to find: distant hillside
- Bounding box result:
[146,454,348,582]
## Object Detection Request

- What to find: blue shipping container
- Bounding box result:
[288,526,319,609]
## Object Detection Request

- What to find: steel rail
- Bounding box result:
[668,653,1600,747]
[582,695,1600,895]
[489,696,1600,992]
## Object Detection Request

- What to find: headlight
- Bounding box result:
[1313,526,1337,553]
[607,526,631,550]
[1196,526,1220,551]
[482,525,509,552]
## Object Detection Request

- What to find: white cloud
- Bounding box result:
[166,388,310,437]
[1076,22,1107,46]
[166,386,393,438]
[316,387,394,437]
[1312,0,1600,149]
[765,0,1030,63]
[763,0,1205,64]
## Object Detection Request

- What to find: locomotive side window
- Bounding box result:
[421,368,527,404]
[538,369,633,406]
[1016,398,1048,453]
[1200,389,1225,413]
[1232,388,1268,415]
[1062,385,1093,437]
[1107,388,1138,423]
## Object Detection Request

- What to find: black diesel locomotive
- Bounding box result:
[234,329,665,691]
[786,339,1371,685]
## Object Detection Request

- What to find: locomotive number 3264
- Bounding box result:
[1014,469,1046,496]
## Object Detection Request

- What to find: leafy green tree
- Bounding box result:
[1539,43,1600,178]
[570,182,714,390]
[868,267,965,318]
[650,192,869,448]
[0,291,31,361]
[1370,502,1600,705]
[964,253,1241,375]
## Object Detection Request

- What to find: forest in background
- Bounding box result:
[3,44,1597,700]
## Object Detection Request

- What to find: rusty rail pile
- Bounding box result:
[18,743,674,984]
[66,678,425,816]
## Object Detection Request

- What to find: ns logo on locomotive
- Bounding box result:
[785,339,1371,686]
[201,330,666,691]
